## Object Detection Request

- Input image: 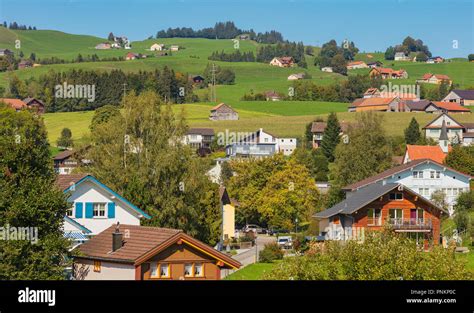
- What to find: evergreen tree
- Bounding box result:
[0,104,70,279]
[404,117,421,144]
[57,128,73,149]
[320,112,341,162]
[107,32,115,41]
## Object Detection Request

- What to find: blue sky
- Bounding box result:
[1,0,472,57]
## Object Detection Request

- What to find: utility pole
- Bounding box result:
[211,63,217,102]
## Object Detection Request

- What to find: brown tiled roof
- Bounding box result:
[211,103,236,113]
[350,97,396,108]
[342,159,472,191]
[187,128,214,136]
[76,224,241,269]
[56,173,89,190]
[432,101,471,112]
[0,98,27,110]
[53,149,75,161]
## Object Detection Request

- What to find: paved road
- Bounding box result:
[221,235,276,278]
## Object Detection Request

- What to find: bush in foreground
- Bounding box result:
[259,242,284,263]
[263,231,471,280]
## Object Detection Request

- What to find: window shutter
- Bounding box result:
[108,202,116,218]
[85,202,94,218]
[75,202,83,218]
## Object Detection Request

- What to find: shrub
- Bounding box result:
[259,242,284,263]
[263,230,472,280]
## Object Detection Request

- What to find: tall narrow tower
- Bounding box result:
[439,119,450,153]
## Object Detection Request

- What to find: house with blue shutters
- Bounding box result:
[57,174,151,238]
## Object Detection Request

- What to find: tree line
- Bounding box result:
[7,67,197,112]
[256,41,307,67]
[156,21,285,44]
[208,50,256,62]
[1,21,37,30]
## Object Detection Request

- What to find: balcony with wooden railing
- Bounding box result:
[387,218,432,231]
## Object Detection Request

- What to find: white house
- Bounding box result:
[150,43,165,51]
[343,159,472,215]
[170,45,179,51]
[422,113,474,146]
[442,90,474,106]
[183,128,215,149]
[57,174,150,236]
[394,52,411,61]
[287,73,305,80]
[225,128,296,158]
[321,67,333,72]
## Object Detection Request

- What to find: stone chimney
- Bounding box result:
[112,223,123,252]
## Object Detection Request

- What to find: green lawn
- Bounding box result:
[225,262,277,280]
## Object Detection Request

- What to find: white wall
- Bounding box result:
[382,162,470,214]
[277,138,297,155]
[67,180,142,235]
[75,260,135,280]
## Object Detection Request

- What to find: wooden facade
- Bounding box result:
[140,242,222,280]
[350,190,442,247]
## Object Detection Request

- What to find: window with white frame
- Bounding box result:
[413,171,423,179]
[159,263,169,278]
[150,263,158,277]
[93,203,106,217]
[194,263,203,277]
[418,188,429,197]
[184,263,193,277]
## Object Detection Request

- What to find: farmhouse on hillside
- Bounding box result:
[170,45,179,51]
[346,61,368,70]
[394,52,411,61]
[150,43,165,51]
[442,89,474,106]
[417,73,452,85]
[314,182,447,248]
[427,56,444,64]
[369,67,408,79]
[72,223,241,280]
[321,66,333,72]
[367,61,383,68]
[0,97,45,114]
[269,56,295,67]
[264,90,282,101]
[348,97,400,112]
[209,103,239,121]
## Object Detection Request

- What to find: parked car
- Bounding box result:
[244,224,264,234]
[277,236,293,249]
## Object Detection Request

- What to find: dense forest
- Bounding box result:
[7,67,197,112]
[156,21,284,44]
